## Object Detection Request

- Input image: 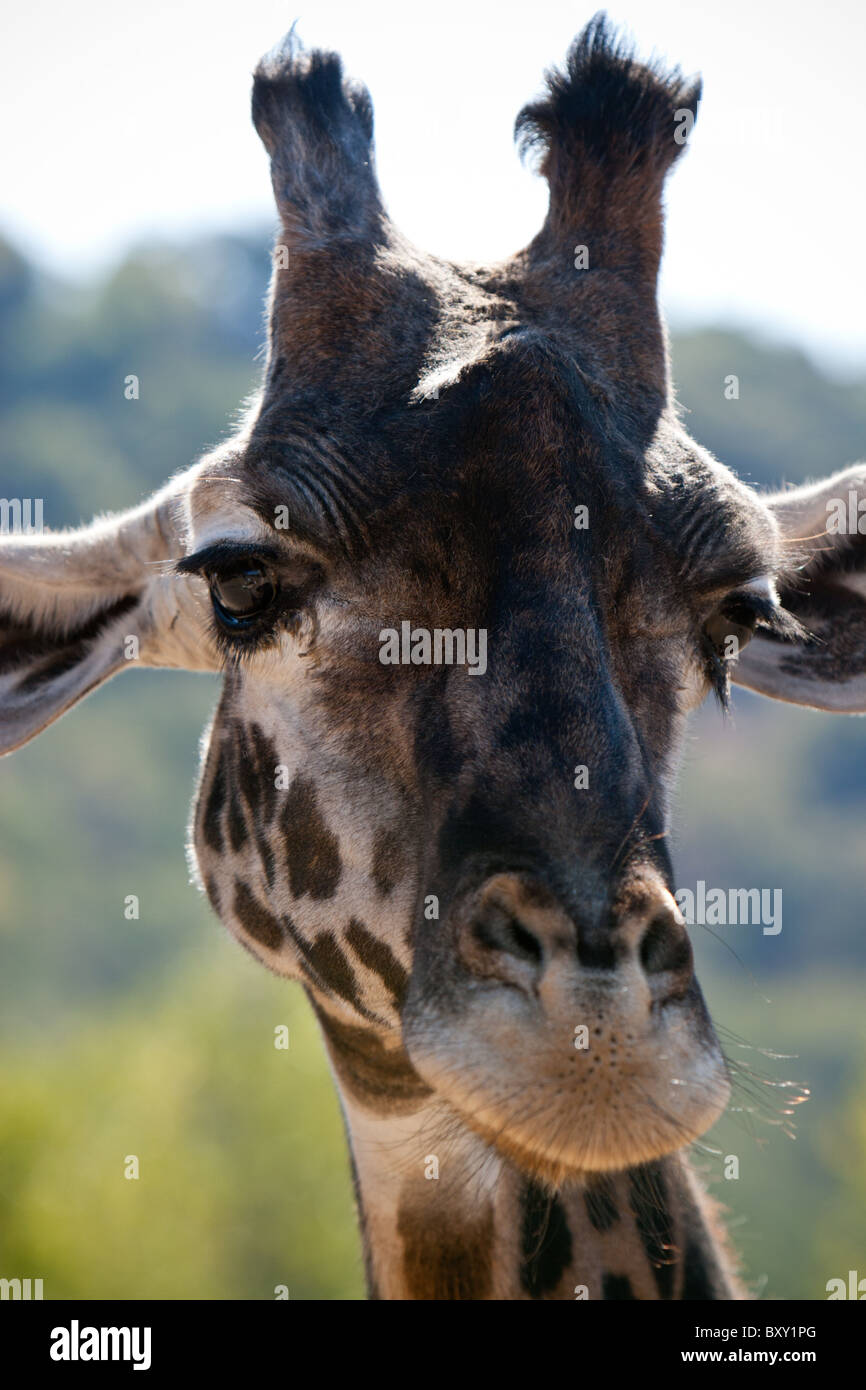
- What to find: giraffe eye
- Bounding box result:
[209,565,278,628]
[703,598,758,658]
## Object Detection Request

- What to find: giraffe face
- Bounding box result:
[182,328,784,1178]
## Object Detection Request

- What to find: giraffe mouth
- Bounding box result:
[402,969,730,1183]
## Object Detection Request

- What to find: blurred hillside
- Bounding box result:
[0,229,864,1299]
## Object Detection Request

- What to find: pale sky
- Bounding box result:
[3,0,865,373]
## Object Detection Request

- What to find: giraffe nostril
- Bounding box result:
[472,904,544,966]
[453,873,577,989]
[455,894,548,990]
[639,911,693,976]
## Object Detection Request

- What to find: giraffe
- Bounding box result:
[2,15,866,1300]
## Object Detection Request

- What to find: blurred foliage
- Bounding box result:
[673,326,866,493]
[0,229,864,1299]
[0,950,361,1299]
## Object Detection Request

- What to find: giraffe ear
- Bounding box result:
[732,464,866,712]
[0,469,219,754]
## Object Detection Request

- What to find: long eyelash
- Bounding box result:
[735,593,805,643]
[208,597,317,670]
[174,542,282,577]
[209,615,279,669]
[704,596,805,713]
[701,631,731,711]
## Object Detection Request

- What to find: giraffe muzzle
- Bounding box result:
[402,869,729,1183]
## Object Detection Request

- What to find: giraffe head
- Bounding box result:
[3,16,866,1188]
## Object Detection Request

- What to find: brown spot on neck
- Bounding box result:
[313,1003,432,1116]
[397,1186,495,1300]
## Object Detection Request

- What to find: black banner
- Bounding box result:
[1,1298,860,1375]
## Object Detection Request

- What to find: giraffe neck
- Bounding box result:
[314,1003,741,1301]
